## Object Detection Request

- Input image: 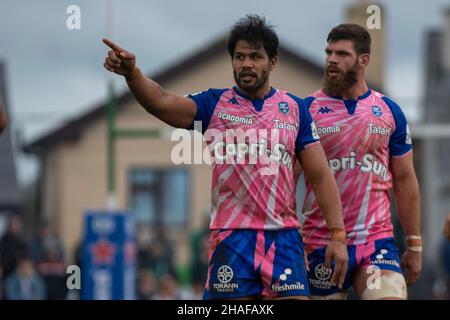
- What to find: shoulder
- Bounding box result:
[188,88,229,100]
[372,91,405,115]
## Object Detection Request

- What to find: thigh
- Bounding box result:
[353,238,407,300]
[203,229,262,300]
[259,229,310,299]
[353,268,407,300]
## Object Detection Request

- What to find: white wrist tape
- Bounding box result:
[407,246,423,252]
[405,235,421,240]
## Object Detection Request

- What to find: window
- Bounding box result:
[129,168,190,226]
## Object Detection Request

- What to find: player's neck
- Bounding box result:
[341,80,369,100]
[237,83,272,100]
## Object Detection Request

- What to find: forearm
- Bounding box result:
[394,175,421,236]
[103,39,196,128]
[125,68,168,117]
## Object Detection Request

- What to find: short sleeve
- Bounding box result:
[382,96,413,157]
[186,88,227,133]
[287,93,320,153]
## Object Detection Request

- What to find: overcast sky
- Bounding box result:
[1,0,449,184]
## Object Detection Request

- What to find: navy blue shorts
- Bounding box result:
[306,237,402,296]
[204,229,309,299]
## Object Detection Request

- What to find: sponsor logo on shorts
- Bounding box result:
[212,265,239,293]
[310,263,334,290]
[370,249,400,268]
[271,268,305,292]
[314,263,332,281]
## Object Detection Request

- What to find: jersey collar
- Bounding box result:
[232,86,277,112]
[323,88,372,101]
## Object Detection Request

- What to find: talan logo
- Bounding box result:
[217,265,233,284]
[278,102,289,114]
[372,105,383,117]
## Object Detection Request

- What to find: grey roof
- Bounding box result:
[0,62,21,210]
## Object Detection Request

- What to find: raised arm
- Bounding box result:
[102,38,196,128]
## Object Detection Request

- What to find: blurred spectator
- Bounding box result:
[178,284,203,300]
[138,225,176,278]
[137,241,153,270]
[3,256,46,300]
[136,269,156,300]
[37,245,67,299]
[443,236,450,299]
[190,214,209,292]
[29,220,65,264]
[152,274,180,300]
[0,214,27,281]
[0,267,2,299]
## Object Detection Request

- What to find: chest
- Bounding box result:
[311,101,394,154]
[208,99,300,148]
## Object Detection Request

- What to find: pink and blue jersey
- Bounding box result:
[302,89,412,246]
[188,86,319,231]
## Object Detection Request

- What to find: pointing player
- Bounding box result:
[103,15,348,299]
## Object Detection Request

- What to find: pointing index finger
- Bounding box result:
[103,38,123,52]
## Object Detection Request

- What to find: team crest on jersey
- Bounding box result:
[372,105,383,117]
[278,102,289,114]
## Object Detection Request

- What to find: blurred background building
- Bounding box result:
[0,0,449,299]
[22,35,325,280]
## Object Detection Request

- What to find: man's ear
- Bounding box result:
[360,53,370,68]
[269,55,278,71]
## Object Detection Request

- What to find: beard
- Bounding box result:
[323,60,359,97]
[234,69,269,93]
